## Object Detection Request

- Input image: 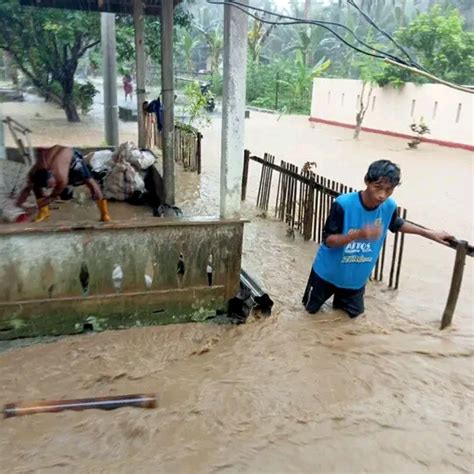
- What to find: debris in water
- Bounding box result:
[3,393,158,418]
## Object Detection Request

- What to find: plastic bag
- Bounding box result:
[128,149,156,170]
[1,198,28,223]
[87,150,114,173]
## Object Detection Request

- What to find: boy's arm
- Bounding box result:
[16,184,32,207]
[37,178,67,207]
[399,221,454,246]
[325,228,380,247]
[323,202,380,248]
[16,165,38,206]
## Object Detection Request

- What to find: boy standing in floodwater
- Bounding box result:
[302,159,454,318]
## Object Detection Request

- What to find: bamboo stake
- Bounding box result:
[318,177,325,243]
[264,155,274,211]
[312,175,319,241]
[440,240,469,330]
[256,159,265,208]
[292,166,298,229]
[275,160,282,217]
[388,207,401,288]
[380,234,387,282]
[241,149,250,201]
[394,208,408,289]
[197,132,202,175]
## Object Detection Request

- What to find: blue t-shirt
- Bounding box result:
[313,192,402,289]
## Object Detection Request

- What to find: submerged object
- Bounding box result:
[227,269,274,324]
[3,393,157,418]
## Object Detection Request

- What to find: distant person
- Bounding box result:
[302,160,454,318]
[16,145,111,223]
[123,73,133,101]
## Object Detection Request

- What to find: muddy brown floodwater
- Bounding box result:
[0,94,473,473]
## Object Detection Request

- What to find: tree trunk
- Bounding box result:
[354,114,363,139]
[353,82,373,139]
[63,93,80,122]
[62,71,80,122]
[4,52,19,92]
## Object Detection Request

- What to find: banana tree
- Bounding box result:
[278,51,331,112]
[178,30,199,75]
[248,14,277,64]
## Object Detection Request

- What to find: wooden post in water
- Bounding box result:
[256,158,265,208]
[313,176,319,241]
[394,208,408,289]
[291,166,298,228]
[264,155,274,211]
[241,149,250,201]
[197,132,202,175]
[388,207,402,288]
[440,240,468,330]
[275,161,282,217]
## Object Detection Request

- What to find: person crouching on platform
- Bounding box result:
[16,145,111,223]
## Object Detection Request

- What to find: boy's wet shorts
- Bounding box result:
[302,269,365,318]
[68,150,92,186]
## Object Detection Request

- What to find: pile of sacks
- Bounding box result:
[85,142,156,201]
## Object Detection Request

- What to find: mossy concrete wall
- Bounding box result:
[0,218,245,339]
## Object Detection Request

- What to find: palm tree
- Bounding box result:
[178,30,199,75]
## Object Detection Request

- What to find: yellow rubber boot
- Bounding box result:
[34,205,50,223]
[97,199,111,222]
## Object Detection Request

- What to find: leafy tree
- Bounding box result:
[375,6,474,87]
[194,25,223,77]
[0,1,100,122]
[247,52,330,114]
[114,7,192,75]
[183,80,210,128]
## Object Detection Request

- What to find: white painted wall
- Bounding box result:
[310,78,474,147]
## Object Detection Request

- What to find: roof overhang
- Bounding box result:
[19,0,182,17]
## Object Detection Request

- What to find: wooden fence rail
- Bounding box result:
[144,117,202,174]
[174,122,202,174]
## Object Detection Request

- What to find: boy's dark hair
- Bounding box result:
[31,168,52,188]
[365,160,401,187]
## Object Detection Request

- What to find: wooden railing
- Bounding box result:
[174,122,202,174]
[144,117,202,174]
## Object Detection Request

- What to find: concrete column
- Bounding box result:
[220,0,248,218]
[0,114,5,160]
[133,0,146,148]
[161,0,175,205]
[101,13,119,147]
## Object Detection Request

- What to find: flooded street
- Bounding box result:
[0,94,473,472]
